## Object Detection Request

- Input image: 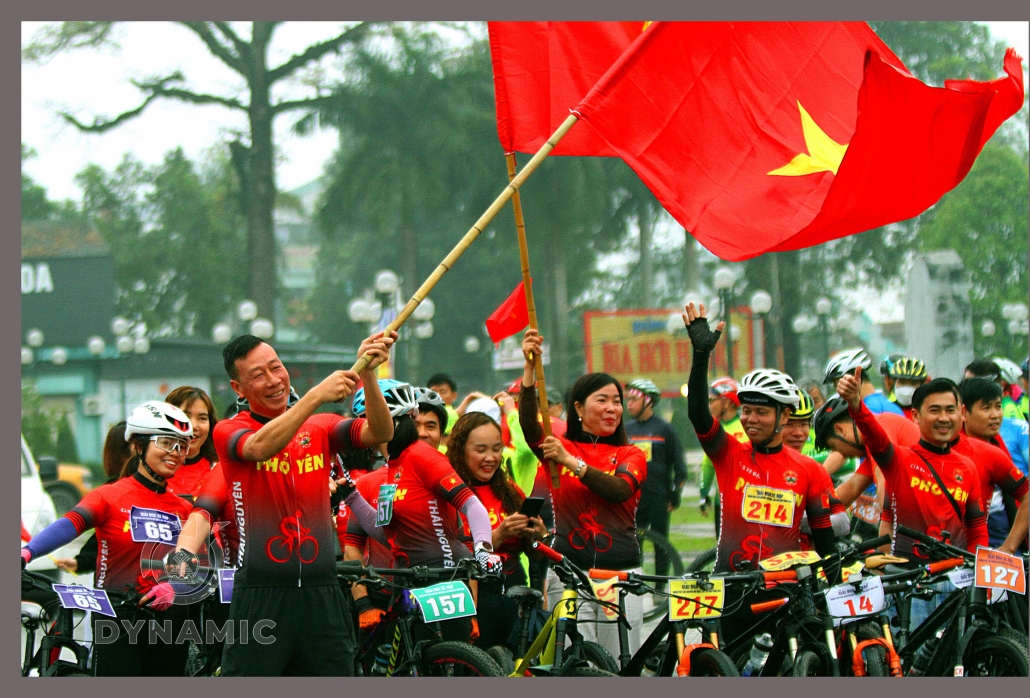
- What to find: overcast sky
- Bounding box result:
[22,21,1029,204]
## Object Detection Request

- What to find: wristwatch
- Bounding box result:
[572,457,587,477]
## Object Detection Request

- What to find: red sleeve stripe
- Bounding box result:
[967,515,988,528]
[1013,477,1029,500]
[449,486,473,510]
[343,533,368,549]
[807,514,832,529]
[698,419,721,442]
[65,509,89,534]
[226,428,252,461]
[349,418,367,449]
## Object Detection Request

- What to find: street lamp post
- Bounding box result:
[815,297,832,367]
[981,319,997,355]
[713,267,736,377]
[348,269,434,382]
[750,290,772,368]
[1002,303,1029,359]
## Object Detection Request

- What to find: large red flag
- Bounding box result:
[570,22,1024,260]
[485,281,530,344]
[488,22,644,156]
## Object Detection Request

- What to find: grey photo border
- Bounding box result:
[6,0,1029,695]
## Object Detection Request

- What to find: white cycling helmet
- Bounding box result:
[823,348,872,385]
[738,369,801,408]
[352,379,420,418]
[125,401,193,441]
[993,357,1022,386]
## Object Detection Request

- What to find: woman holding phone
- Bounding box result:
[448,411,547,651]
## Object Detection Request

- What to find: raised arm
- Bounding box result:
[682,302,723,436]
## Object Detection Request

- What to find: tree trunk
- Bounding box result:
[245,23,278,323]
[639,208,654,308]
[400,212,420,384]
[683,228,700,296]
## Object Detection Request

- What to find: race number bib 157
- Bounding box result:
[741,485,796,527]
[52,584,117,618]
[129,506,182,544]
[410,582,476,622]
[668,579,725,620]
[376,484,398,527]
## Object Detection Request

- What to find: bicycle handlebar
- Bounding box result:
[532,541,565,564]
[334,560,480,583]
[895,525,975,561]
[925,557,967,574]
[751,597,790,614]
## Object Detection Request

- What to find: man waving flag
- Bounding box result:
[489,22,1024,261]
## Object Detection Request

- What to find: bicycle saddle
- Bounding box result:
[865,555,909,570]
[506,585,543,603]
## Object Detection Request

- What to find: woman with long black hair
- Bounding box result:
[518,329,648,657]
[447,411,547,650]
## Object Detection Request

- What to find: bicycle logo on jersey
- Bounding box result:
[729,534,774,571]
[569,511,613,553]
[266,510,319,564]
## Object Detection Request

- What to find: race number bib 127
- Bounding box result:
[376,484,397,527]
[668,579,725,620]
[741,485,796,527]
[52,584,117,618]
[974,547,1026,595]
[129,506,182,544]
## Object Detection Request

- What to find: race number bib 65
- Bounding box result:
[668,579,724,620]
[52,584,117,618]
[376,484,397,527]
[129,506,182,544]
[741,485,796,528]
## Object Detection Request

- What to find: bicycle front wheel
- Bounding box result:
[963,635,1029,677]
[688,648,739,676]
[686,546,717,574]
[568,640,620,674]
[792,649,831,677]
[420,641,505,677]
[855,621,889,677]
[637,529,684,621]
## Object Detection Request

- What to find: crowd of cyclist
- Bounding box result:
[20,302,1030,676]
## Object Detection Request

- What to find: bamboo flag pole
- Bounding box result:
[505,152,560,489]
[350,114,581,376]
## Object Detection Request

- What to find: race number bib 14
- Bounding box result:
[409,582,476,622]
[52,584,117,618]
[824,576,886,626]
[129,506,182,544]
[376,484,397,527]
[741,485,796,527]
[668,578,725,620]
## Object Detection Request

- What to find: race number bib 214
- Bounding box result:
[741,485,796,528]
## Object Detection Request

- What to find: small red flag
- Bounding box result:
[486,282,529,344]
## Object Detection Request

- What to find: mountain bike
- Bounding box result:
[886,525,1029,677]
[584,566,738,676]
[21,569,145,677]
[501,542,621,677]
[337,558,505,677]
[636,528,685,621]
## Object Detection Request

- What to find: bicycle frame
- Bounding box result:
[510,588,581,676]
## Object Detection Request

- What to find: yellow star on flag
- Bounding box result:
[768,101,848,177]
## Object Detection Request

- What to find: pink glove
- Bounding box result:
[21,548,33,568]
[141,581,176,611]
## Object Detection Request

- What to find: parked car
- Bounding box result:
[21,435,59,577]
[36,455,92,515]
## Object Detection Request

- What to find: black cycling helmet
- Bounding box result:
[879,353,905,378]
[812,396,852,451]
[889,356,928,381]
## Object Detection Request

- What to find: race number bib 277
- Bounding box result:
[129,506,182,544]
[741,485,796,528]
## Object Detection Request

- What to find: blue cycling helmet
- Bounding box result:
[352,379,419,418]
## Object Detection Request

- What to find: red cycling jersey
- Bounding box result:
[192,461,243,568]
[950,432,1029,510]
[351,441,475,569]
[66,472,193,595]
[534,436,647,571]
[855,412,921,479]
[699,421,834,573]
[166,455,215,503]
[341,468,396,570]
[799,464,846,551]
[458,481,528,584]
[850,401,988,557]
[205,411,367,589]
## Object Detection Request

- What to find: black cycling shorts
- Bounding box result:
[220,584,355,676]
